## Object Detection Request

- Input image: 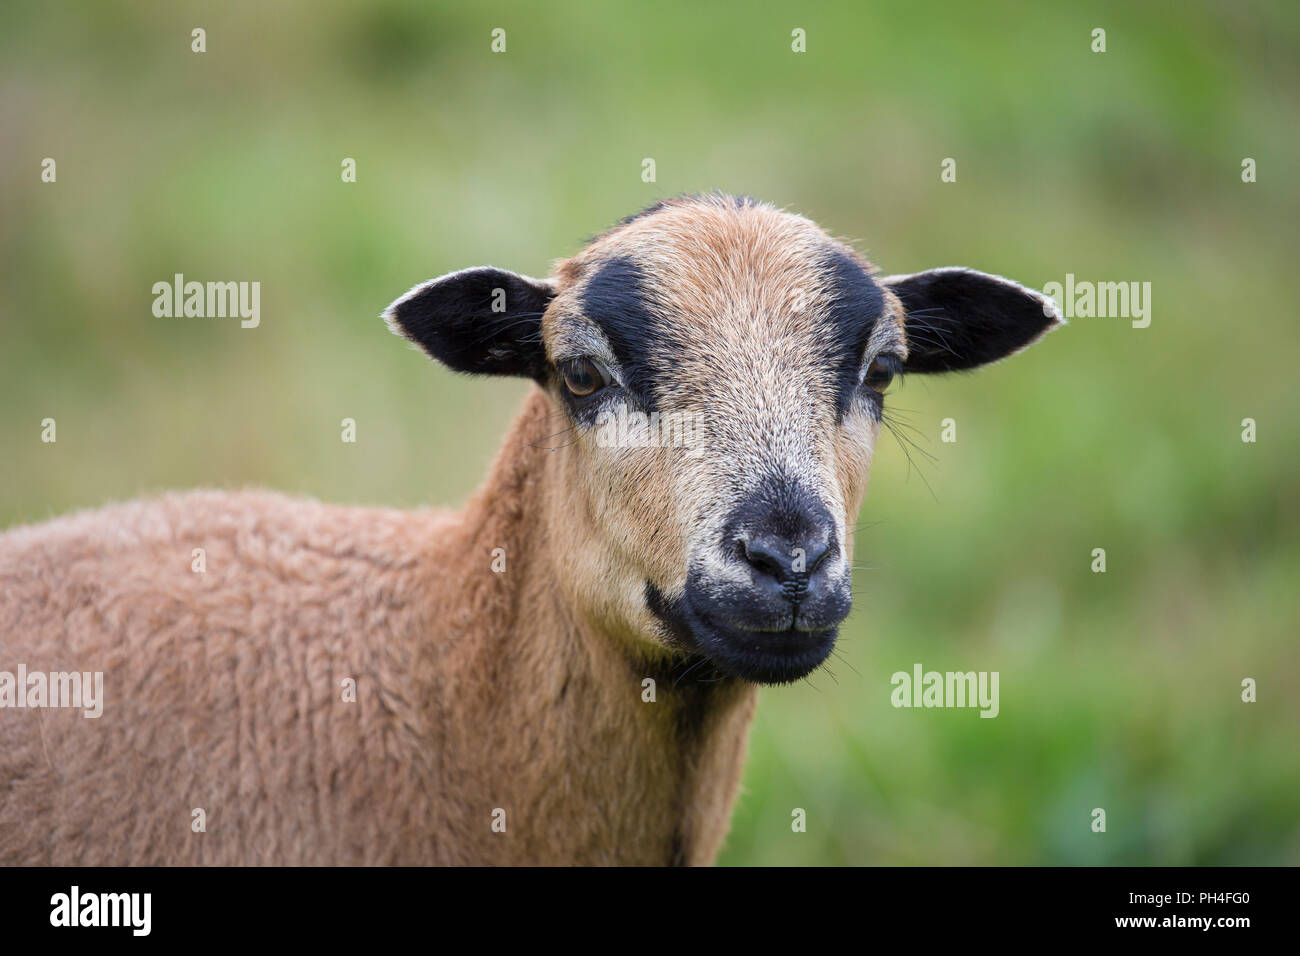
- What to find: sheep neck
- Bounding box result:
[428,387,758,865]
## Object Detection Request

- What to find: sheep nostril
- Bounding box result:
[806,544,831,574]
[741,538,787,580]
[740,535,831,586]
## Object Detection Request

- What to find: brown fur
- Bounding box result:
[0,392,754,865]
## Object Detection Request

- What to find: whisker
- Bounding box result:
[830,647,861,678]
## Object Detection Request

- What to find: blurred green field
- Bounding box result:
[2,0,1297,864]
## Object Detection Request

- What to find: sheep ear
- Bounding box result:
[878,267,1063,373]
[383,267,556,379]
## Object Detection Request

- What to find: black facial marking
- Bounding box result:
[719,473,837,572]
[641,581,734,694]
[819,247,888,421]
[577,256,677,413]
[644,580,698,653]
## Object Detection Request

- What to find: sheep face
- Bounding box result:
[385,194,1061,685]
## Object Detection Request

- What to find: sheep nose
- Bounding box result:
[741,534,831,588]
[718,474,844,615]
[703,478,851,636]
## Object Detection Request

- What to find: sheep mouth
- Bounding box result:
[644,580,840,685]
[688,610,839,685]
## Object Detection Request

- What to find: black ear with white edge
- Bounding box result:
[383,267,556,379]
[878,267,1063,374]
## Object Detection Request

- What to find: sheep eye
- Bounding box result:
[560,357,611,397]
[864,354,901,393]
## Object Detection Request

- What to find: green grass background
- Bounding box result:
[1,0,1297,864]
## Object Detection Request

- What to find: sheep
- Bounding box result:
[0,194,1061,865]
